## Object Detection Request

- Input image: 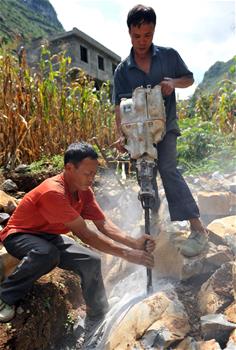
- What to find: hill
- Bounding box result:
[196,55,236,95]
[0,0,64,43]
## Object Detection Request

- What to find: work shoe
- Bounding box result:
[0,299,15,323]
[82,313,106,349]
[180,230,208,258]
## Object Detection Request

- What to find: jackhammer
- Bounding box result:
[120,85,166,294]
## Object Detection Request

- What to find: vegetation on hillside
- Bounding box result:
[0,44,235,175]
[194,55,236,96]
[0,0,64,44]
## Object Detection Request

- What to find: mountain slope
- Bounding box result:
[0,0,64,43]
[196,55,236,95]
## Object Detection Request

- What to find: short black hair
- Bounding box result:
[127,4,156,29]
[64,142,98,165]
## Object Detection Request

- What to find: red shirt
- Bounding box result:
[0,173,105,241]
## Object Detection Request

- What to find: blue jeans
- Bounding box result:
[155,132,200,221]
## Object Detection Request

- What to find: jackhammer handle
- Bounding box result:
[144,207,153,295]
[147,268,153,294]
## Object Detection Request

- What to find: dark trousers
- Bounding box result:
[154,131,200,221]
[0,233,109,317]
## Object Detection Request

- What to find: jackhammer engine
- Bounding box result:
[120,84,166,294]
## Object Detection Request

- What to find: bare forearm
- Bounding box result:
[95,218,138,249]
[66,216,155,268]
[115,106,122,136]
[75,226,131,258]
[172,76,194,88]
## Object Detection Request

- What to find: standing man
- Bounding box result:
[0,142,155,346]
[113,4,208,257]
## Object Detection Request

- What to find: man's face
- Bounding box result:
[66,157,98,191]
[129,22,155,58]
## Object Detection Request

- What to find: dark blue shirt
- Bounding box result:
[113,44,193,134]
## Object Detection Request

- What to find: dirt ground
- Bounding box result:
[0,268,85,350]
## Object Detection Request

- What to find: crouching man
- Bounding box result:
[0,142,155,346]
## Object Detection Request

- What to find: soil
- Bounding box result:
[0,269,85,350]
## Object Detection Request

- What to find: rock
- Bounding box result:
[0,247,19,281]
[196,339,222,349]
[141,291,190,349]
[104,292,171,350]
[229,183,236,193]
[225,303,236,323]
[198,262,235,315]
[233,263,236,298]
[207,216,236,255]
[226,329,236,349]
[174,338,222,350]
[174,337,196,349]
[14,164,30,173]
[0,190,18,214]
[0,212,10,224]
[152,230,233,281]
[2,179,18,192]
[201,314,236,343]
[198,191,231,216]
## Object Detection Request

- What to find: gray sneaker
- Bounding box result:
[0,299,15,323]
[180,230,208,257]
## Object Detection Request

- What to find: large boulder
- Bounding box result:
[152,230,233,281]
[104,290,189,350]
[207,216,236,254]
[198,262,235,315]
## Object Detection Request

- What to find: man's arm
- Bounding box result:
[160,76,194,96]
[65,216,154,268]
[93,217,155,252]
[115,105,122,137]
[113,105,127,153]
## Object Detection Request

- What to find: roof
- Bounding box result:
[50,27,121,62]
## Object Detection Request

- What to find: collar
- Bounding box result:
[127,44,159,69]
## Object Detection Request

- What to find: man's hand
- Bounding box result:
[125,249,154,268]
[111,137,127,153]
[160,77,175,96]
[135,234,156,253]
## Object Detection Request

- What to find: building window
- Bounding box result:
[80,45,88,63]
[98,55,104,70]
[112,63,117,74]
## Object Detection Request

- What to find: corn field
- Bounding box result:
[0,45,235,170]
[0,46,116,169]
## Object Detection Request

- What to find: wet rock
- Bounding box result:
[198,262,235,315]
[141,290,190,348]
[201,314,236,343]
[2,179,18,192]
[104,291,171,350]
[0,190,18,214]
